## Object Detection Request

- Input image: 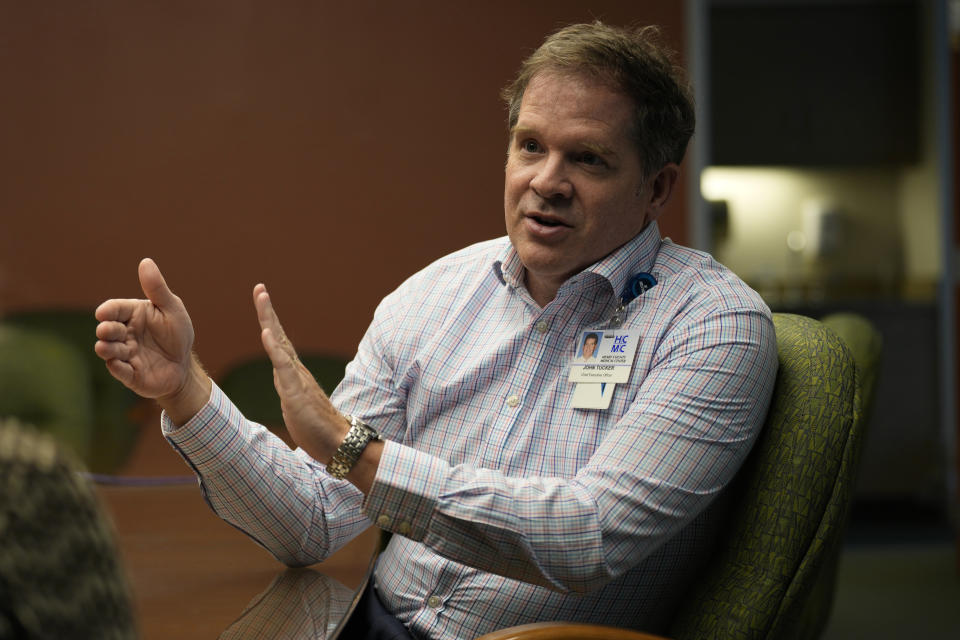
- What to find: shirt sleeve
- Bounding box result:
[362,305,778,594]
[162,382,372,567]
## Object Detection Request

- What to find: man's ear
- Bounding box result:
[639,163,680,225]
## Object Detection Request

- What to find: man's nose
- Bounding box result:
[529,155,572,200]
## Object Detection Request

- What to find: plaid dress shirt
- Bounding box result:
[164,221,777,639]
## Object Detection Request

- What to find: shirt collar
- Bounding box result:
[492,221,663,299]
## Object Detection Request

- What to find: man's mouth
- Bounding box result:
[527,213,569,228]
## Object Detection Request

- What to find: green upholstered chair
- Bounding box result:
[0,418,136,638]
[667,312,871,639]
[820,312,882,420]
[481,312,875,640]
[219,353,349,445]
[789,312,882,638]
[2,310,144,472]
[0,325,95,464]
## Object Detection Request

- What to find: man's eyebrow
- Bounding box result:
[509,126,537,140]
[581,141,616,157]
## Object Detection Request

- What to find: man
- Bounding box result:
[94,22,777,638]
[581,332,600,359]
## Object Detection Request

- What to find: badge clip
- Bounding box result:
[610,272,657,327]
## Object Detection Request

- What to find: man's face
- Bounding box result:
[504,71,662,305]
[583,336,597,358]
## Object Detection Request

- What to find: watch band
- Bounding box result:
[326,414,381,479]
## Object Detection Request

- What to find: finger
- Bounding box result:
[253,285,279,332]
[260,327,303,391]
[259,326,296,367]
[94,339,132,362]
[96,320,128,341]
[254,286,295,358]
[138,258,180,311]
[103,358,135,386]
[95,298,140,323]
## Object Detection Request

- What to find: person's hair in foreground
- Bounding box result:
[501,21,696,177]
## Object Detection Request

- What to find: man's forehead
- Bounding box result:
[511,73,634,147]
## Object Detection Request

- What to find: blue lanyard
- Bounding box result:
[610,272,657,327]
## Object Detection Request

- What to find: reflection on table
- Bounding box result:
[221,568,356,639]
[98,483,379,640]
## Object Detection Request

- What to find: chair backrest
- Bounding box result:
[820,312,882,421]
[0,418,135,638]
[788,312,882,638]
[669,313,866,640]
[2,309,143,472]
[0,325,95,463]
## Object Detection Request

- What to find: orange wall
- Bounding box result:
[0,1,687,377]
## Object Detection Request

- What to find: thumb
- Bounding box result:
[138,258,179,310]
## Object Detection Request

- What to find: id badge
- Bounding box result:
[569,329,640,384]
[571,382,615,409]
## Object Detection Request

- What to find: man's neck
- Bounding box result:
[525,273,564,308]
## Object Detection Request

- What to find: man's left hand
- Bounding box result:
[253,284,348,465]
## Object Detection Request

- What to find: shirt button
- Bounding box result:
[397,521,412,536]
[427,595,442,609]
[506,394,520,408]
[534,320,549,334]
[377,514,392,528]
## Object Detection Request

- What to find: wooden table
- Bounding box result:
[98,483,378,639]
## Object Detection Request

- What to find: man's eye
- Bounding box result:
[579,152,604,166]
[521,139,540,153]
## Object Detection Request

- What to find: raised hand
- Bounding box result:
[253,283,347,464]
[95,258,211,423]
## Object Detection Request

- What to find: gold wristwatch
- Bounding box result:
[326,414,381,479]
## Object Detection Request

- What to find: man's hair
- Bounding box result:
[584,333,599,344]
[501,21,695,177]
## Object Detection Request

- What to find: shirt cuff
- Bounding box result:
[364,439,448,540]
[161,381,253,475]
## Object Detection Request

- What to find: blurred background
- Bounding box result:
[1,0,957,636]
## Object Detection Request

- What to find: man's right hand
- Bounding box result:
[95,258,211,425]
